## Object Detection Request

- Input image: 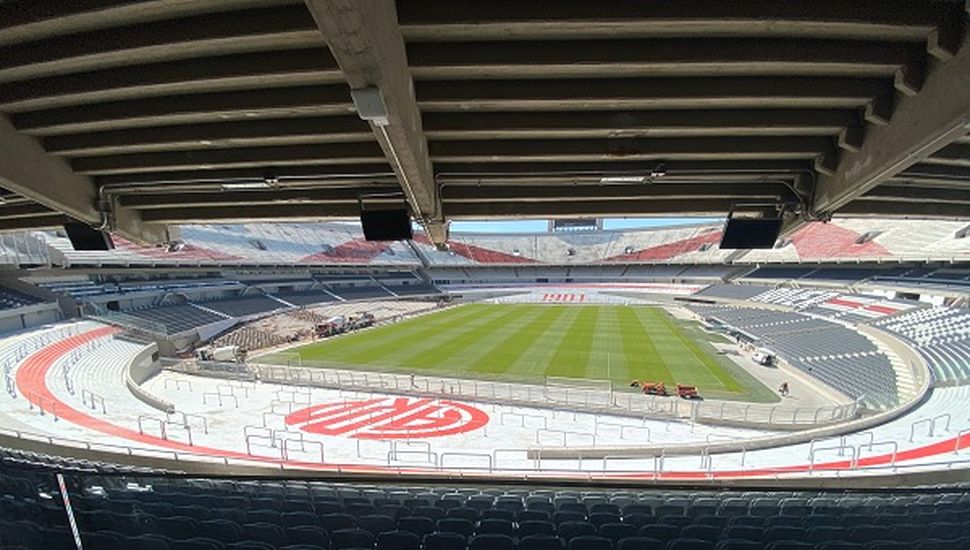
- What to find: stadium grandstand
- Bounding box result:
[0,1,969,549]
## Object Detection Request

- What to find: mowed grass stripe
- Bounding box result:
[546,306,600,379]
[620,306,675,384]
[399,305,534,370]
[587,306,627,382]
[655,309,743,392]
[324,304,514,365]
[304,304,484,361]
[469,305,568,375]
[274,303,774,401]
[365,304,528,367]
[504,306,581,380]
[636,307,724,388]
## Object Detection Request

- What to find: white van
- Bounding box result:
[752,349,775,366]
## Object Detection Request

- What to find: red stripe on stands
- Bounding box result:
[14,328,381,472]
[789,223,890,259]
[827,298,863,309]
[15,327,970,479]
[604,231,722,262]
[298,239,394,264]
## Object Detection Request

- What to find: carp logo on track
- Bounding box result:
[285,397,489,439]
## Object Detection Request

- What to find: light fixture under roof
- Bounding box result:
[351,87,389,126]
[599,175,647,184]
[220,181,270,191]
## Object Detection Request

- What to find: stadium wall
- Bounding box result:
[531,367,932,462]
[0,306,60,334]
[124,341,174,414]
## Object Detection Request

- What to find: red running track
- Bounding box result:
[14,327,970,479]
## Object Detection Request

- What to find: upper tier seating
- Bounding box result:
[183,224,420,265]
[425,219,968,264]
[30,217,970,267]
[0,232,52,267]
[37,223,421,267]
[742,219,970,263]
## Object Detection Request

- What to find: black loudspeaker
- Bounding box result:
[63,223,114,251]
[719,217,783,249]
[360,208,413,241]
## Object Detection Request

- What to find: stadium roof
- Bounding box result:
[0,1,968,247]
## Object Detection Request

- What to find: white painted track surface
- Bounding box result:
[0,321,969,480]
[141,370,770,467]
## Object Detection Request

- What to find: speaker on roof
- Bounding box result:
[63,222,114,251]
[359,192,413,242]
[720,217,783,249]
[360,208,412,241]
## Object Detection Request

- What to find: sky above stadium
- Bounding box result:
[449,217,716,233]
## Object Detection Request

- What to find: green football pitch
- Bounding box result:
[264,303,778,403]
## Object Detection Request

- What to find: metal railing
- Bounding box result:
[163,358,861,429]
[27,391,59,421]
[137,415,167,440]
[809,444,856,472]
[202,392,238,408]
[163,378,192,391]
[910,413,952,442]
[80,389,107,414]
[4,419,970,480]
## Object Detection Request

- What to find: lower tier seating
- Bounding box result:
[689,305,897,407]
[5,468,970,550]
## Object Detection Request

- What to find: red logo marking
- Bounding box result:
[541,293,586,302]
[285,397,489,439]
